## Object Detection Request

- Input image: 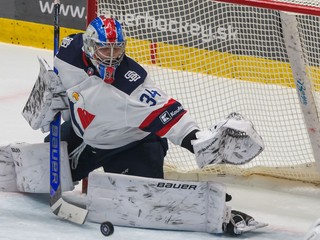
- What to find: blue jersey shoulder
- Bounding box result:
[113,55,148,95]
[56,33,87,70]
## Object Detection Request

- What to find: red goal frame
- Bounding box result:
[86,0,97,26]
[86,0,320,19]
[215,0,320,16]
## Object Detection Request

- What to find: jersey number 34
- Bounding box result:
[140,89,161,106]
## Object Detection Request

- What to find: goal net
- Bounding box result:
[87,0,320,184]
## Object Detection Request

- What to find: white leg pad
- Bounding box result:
[87,172,227,233]
[10,142,74,193]
[304,218,320,240]
[0,144,18,191]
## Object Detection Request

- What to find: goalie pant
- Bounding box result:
[0,142,73,193]
[87,171,229,233]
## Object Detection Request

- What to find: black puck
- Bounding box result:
[100,221,114,236]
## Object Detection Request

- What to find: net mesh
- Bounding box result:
[95,0,320,183]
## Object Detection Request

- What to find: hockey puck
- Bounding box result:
[100,221,114,236]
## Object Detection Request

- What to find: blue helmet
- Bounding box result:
[83,16,126,82]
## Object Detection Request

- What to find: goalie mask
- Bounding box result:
[83,16,126,83]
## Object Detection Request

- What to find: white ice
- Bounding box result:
[0,42,319,240]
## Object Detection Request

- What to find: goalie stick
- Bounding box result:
[49,0,88,224]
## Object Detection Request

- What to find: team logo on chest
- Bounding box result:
[70,92,96,130]
[77,108,95,130]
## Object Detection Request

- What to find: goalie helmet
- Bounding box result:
[83,16,126,83]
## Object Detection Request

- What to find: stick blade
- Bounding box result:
[51,198,88,224]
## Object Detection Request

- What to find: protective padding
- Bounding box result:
[22,56,68,133]
[10,142,73,193]
[87,172,227,233]
[0,144,18,192]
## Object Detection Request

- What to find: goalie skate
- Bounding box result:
[223,210,268,235]
[236,221,268,234]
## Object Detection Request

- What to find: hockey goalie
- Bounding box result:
[0,16,266,235]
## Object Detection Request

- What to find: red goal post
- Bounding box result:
[86,0,97,25]
[85,0,320,185]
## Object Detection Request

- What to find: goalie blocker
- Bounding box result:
[86,172,267,235]
[21,56,69,133]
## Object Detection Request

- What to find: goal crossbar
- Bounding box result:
[215,0,320,16]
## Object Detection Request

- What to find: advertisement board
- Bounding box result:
[0,0,319,67]
[0,0,86,30]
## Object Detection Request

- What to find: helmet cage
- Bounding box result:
[91,39,126,67]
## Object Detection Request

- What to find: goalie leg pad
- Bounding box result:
[87,172,227,233]
[10,142,73,193]
[0,144,18,192]
[304,218,320,240]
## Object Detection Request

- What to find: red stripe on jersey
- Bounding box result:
[101,16,116,43]
[139,98,177,129]
[156,110,187,137]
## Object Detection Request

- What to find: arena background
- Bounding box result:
[0,0,319,90]
[0,0,86,48]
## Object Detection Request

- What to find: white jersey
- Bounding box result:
[54,34,199,149]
